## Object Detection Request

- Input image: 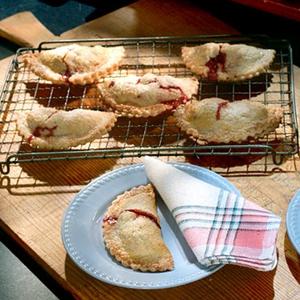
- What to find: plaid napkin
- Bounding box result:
[143,157,281,271]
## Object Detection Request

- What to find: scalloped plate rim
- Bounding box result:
[286,190,300,255]
[61,162,241,289]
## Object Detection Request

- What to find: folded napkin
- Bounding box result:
[143,156,281,271]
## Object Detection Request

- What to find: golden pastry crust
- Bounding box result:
[98,73,199,117]
[102,184,174,272]
[174,98,283,144]
[182,43,275,81]
[22,44,125,85]
[16,107,117,149]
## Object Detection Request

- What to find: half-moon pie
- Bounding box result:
[181,43,275,81]
[102,184,174,272]
[98,73,199,117]
[22,44,125,85]
[16,107,117,149]
[174,98,283,144]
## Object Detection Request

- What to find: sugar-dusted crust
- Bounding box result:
[102,184,174,272]
[182,43,276,81]
[16,107,117,149]
[98,73,199,117]
[174,98,283,144]
[22,44,125,85]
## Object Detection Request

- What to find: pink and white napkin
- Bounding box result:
[143,156,281,271]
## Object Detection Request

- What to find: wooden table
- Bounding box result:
[1,1,300,299]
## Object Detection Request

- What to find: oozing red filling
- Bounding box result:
[125,208,161,228]
[63,69,72,81]
[103,209,160,228]
[216,101,228,120]
[205,52,226,80]
[103,215,118,225]
[28,126,57,143]
[159,85,188,108]
[135,79,188,109]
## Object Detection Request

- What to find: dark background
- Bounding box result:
[0,0,300,65]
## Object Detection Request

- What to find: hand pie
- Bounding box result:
[23,44,125,85]
[98,73,199,117]
[174,98,283,143]
[16,107,117,149]
[102,184,174,272]
[182,43,275,81]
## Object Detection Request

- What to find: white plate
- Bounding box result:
[286,190,300,254]
[61,162,241,289]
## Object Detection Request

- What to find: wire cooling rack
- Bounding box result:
[0,35,298,174]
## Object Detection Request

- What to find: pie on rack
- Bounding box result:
[22,44,125,85]
[98,73,199,117]
[102,184,174,272]
[181,43,275,81]
[16,107,117,149]
[174,98,283,143]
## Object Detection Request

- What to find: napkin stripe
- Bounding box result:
[176,219,281,227]
[217,192,242,257]
[172,206,275,218]
[203,189,227,258]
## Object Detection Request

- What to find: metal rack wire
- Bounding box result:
[0,35,298,174]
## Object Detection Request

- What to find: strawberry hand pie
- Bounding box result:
[98,73,199,117]
[174,98,283,144]
[182,43,275,81]
[102,184,174,272]
[16,107,117,149]
[23,44,125,85]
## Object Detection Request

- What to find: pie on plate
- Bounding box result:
[98,73,199,117]
[16,107,117,149]
[102,184,174,272]
[174,98,283,143]
[22,44,125,85]
[181,43,275,81]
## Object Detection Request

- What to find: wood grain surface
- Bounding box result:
[0,11,56,47]
[0,1,300,299]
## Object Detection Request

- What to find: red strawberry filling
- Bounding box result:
[103,208,160,228]
[125,208,161,228]
[216,101,228,120]
[159,85,188,109]
[205,51,226,80]
[28,126,57,143]
[136,78,189,109]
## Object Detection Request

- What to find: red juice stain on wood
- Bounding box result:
[125,208,161,228]
[216,101,228,120]
[205,52,226,80]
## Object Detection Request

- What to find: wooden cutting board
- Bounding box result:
[0,11,56,48]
